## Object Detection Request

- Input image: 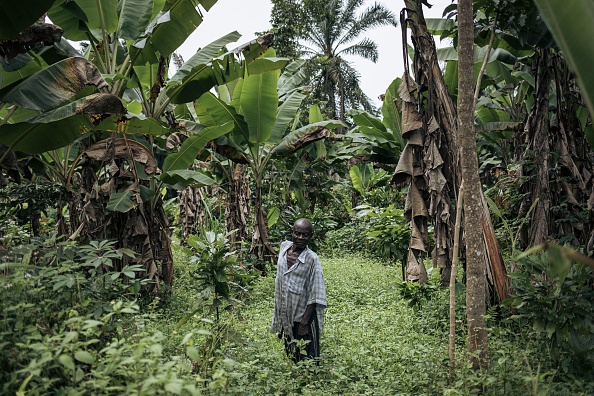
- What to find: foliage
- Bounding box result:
[182,220,249,323]
[319,214,372,256]
[0,239,205,395]
[355,203,411,267]
[197,253,594,395]
[533,0,594,146]
[274,205,338,250]
[503,250,594,376]
[0,181,63,236]
[270,0,398,119]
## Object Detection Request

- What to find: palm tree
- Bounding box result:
[299,0,397,121]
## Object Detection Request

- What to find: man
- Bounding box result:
[271,218,326,363]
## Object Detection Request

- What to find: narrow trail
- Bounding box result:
[223,254,449,395]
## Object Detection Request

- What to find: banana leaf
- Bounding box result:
[240,70,279,144]
[270,120,345,157]
[269,89,308,144]
[160,169,218,189]
[0,0,56,39]
[193,92,249,143]
[148,0,219,57]
[161,121,233,174]
[1,57,107,111]
[118,0,154,41]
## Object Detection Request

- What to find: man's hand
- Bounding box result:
[298,321,309,336]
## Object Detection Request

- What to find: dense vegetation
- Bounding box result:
[2,0,594,394]
[2,233,594,394]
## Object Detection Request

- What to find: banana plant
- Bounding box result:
[346,77,405,166]
[194,56,346,258]
[0,0,286,287]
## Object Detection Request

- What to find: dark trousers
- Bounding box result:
[283,313,320,363]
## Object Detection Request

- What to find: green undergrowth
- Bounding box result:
[186,252,594,395]
[214,254,449,395]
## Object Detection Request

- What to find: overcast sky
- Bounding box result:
[177,0,450,107]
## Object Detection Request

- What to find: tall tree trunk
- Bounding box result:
[458,0,488,369]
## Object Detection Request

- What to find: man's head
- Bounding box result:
[292,218,313,250]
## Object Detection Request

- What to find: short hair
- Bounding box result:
[293,218,313,233]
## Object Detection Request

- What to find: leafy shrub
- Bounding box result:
[503,249,594,376]
[0,239,203,395]
[356,203,411,267]
[181,222,251,324]
[319,213,371,256]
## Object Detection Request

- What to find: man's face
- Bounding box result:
[292,223,312,250]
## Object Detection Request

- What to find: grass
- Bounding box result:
[192,253,452,395]
[148,247,594,395]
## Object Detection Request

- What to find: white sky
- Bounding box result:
[178,0,451,107]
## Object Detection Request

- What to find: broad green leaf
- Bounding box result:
[349,126,392,144]
[0,115,93,153]
[350,166,364,195]
[95,116,166,135]
[186,346,200,361]
[278,59,307,97]
[148,0,218,57]
[118,0,154,41]
[0,0,56,39]
[165,382,183,395]
[74,350,95,365]
[443,60,458,97]
[160,169,218,189]
[75,0,118,33]
[425,18,455,35]
[2,58,107,111]
[240,70,279,144]
[382,79,404,146]
[161,122,234,174]
[59,354,75,370]
[267,207,280,228]
[193,92,248,143]
[349,109,386,131]
[48,1,89,41]
[309,104,323,123]
[0,56,47,90]
[270,89,307,144]
[534,0,594,133]
[169,31,242,83]
[106,191,136,213]
[168,67,216,105]
[246,57,289,75]
[271,120,345,156]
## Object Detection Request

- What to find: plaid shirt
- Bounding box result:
[271,241,326,339]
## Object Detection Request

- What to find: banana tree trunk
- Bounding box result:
[74,138,174,290]
[517,48,552,248]
[399,0,508,302]
[226,164,250,246]
[249,176,276,263]
[180,186,206,243]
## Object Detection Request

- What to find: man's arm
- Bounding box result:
[298,303,316,336]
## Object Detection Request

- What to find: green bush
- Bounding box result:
[0,239,203,395]
[503,250,594,376]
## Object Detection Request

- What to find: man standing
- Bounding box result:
[271,218,326,363]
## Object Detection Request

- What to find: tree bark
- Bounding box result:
[458,0,488,369]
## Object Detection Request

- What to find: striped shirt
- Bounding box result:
[271,240,326,339]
